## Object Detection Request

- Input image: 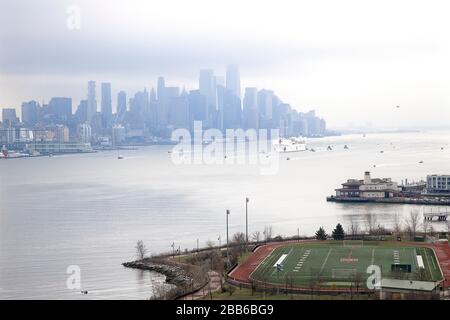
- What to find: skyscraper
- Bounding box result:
[257,89,274,129]
[2,108,18,126]
[101,82,112,128]
[87,81,97,124]
[48,97,72,121]
[243,87,258,130]
[21,100,39,126]
[157,77,166,126]
[117,91,127,120]
[199,69,217,112]
[226,65,241,99]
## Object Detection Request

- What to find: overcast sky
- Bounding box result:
[1,0,450,129]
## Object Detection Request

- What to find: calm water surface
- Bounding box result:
[1,131,450,299]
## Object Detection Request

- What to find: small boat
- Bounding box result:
[286,157,290,161]
[310,148,316,152]
[344,145,349,149]
[441,147,444,150]
[168,150,172,154]
[419,160,423,164]
[380,150,384,153]
[373,164,377,167]
[118,155,124,159]
[327,146,332,151]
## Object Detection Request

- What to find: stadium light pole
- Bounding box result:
[245,197,249,247]
[226,209,230,268]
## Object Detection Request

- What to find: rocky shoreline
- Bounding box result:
[122,258,208,299]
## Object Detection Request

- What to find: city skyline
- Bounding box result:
[1,65,328,150]
[1,0,450,130]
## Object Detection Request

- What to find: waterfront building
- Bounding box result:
[28,141,93,154]
[76,123,92,143]
[426,175,450,194]
[335,171,400,198]
[112,124,126,145]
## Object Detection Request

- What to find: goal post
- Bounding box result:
[343,240,364,248]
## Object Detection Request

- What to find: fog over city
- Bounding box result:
[1,0,450,129]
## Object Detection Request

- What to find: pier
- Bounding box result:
[423,211,448,221]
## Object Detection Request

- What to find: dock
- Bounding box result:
[326,196,450,206]
[423,212,448,221]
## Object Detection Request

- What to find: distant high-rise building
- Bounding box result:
[48,97,72,121]
[21,101,39,126]
[157,77,166,126]
[101,82,112,128]
[215,76,225,87]
[75,100,88,123]
[223,89,242,130]
[188,90,207,122]
[243,87,258,130]
[2,108,19,126]
[116,91,127,120]
[168,91,190,129]
[226,65,241,99]
[257,89,273,128]
[87,81,97,123]
[199,69,217,120]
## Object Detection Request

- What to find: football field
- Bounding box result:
[250,242,442,288]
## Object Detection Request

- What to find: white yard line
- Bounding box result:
[320,248,332,273]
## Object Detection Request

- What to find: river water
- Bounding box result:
[1,131,449,299]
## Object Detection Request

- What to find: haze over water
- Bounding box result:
[1,131,450,299]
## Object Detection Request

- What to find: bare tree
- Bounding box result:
[263,225,273,242]
[393,212,402,237]
[135,240,147,260]
[364,211,377,235]
[251,230,262,244]
[347,216,360,239]
[423,219,430,239]
[404,210,421,240]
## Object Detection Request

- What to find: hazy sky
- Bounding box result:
[1,0,450,129]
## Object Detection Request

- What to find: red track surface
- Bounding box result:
[229,241,450,290]
[432,242,450,288]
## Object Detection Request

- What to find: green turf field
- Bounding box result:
[250,242,442,288]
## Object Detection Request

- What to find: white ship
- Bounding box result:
[273,137,307,153]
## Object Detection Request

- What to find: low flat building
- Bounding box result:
[27,141,93,154]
